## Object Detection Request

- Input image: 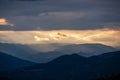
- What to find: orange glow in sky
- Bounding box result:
[0,18,14,26]
[0,29,119,47]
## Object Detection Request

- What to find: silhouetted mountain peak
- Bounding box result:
[0,52,34,71]
[47,54,87,67]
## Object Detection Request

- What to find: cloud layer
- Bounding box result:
[0,29,120,47]
[0,18,14,26]
[0,0,120,30]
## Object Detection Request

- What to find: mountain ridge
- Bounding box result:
[55,43,117,56]
[1,51,119,80]
[0,51,35,71]
[0,43,117,63]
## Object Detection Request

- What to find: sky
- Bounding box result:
[0,0,120,48]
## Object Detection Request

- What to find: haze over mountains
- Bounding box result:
[55,43,116,56]
[0,43,117,63]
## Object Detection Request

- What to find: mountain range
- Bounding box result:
[55,43,116,56]
[0,51,120,80]
[0,43,117,63]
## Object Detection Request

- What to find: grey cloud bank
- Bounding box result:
[0,0,120,30]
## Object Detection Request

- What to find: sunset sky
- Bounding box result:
[0,0,120,48]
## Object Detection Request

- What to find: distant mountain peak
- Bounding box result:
[55,43,116,56]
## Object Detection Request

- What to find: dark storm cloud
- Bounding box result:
[0,0,120,30]
[16,0,44,1]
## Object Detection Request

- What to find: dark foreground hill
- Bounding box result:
[94,74,120,80]
[0,52,34,71]
[0,51,120,80]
